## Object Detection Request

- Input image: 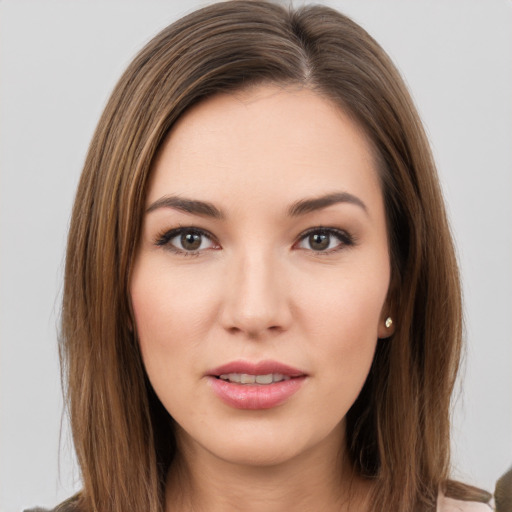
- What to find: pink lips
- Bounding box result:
[206,360,307,410]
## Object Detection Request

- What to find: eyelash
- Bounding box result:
[154,226,356,257]
[296,226,356,254]
[154,226,217,257]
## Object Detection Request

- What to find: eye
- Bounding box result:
[155,227,218,255]
[296,227,354,253]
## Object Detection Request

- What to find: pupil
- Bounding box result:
[181,232,201,250]
[310,233,329,250]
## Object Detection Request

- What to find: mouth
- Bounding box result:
[206,360,307,410]
[217,373,292,384]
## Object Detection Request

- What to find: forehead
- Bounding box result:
[148,84,382,211]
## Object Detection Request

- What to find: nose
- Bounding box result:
[220,249,292,338]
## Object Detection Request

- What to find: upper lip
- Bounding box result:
[207,360,306,377]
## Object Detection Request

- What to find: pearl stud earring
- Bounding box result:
[385,317,393,329]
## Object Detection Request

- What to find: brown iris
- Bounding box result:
[181,232,202,251]
[309,233,330,251]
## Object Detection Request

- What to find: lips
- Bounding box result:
[206,360,307,410]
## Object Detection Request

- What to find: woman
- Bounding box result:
[27,1,494,511]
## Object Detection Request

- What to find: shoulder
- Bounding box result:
[23,495,80,512]
[23,507,75,512]
[437,494,493,512]
[24,506,76,512]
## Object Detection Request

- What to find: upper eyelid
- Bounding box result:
[156,225,346,239]
[155,226,217,247]
[298,226,347,237]
[296,226,352,242]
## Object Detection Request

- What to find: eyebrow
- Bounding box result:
[287,192,368,217]
[146,195,225,219]
[146,191,367,219]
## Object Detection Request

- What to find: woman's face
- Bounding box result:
[131,84,393,467]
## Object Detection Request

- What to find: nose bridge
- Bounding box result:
[222,243,289,336]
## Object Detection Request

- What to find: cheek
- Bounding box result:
[130,259,219,425]
[298,263,388,341]
[296,259,389,388]
[131,259,217,348]
[129,259,221,399]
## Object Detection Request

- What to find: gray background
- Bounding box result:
[1,1,511,511]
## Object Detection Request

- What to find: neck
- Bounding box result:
[164,426,371,512]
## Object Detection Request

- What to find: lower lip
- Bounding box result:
[207,376,306,410]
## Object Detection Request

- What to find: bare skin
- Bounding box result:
[131,84,392,512]
[165,421,373,512]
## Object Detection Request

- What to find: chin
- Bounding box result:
[178,415,344,470]
[210,440,309,468]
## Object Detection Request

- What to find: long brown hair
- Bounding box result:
[60,2,485,511]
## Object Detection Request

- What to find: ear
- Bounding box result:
[378,311,395,339]
[378,278,397,339]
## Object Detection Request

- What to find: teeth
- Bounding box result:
[241,374,256,384]
[219,373,291,384]
[255,374,273,384]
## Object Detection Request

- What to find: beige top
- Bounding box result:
[437,494,493,511]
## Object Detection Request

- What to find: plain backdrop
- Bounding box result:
[1,1,511,511]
